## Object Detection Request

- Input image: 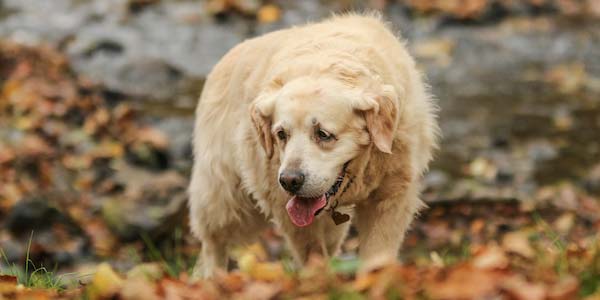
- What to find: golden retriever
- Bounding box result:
[188,13,439,278]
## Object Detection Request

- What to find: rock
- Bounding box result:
[102,166,188,241]
[0,238,23,263]
[152,117,194,164]
[2,197,89,267]
[4,197,79,236]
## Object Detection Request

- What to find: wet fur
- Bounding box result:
[188,13,439,278]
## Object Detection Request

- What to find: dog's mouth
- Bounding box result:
[285,162,349,227]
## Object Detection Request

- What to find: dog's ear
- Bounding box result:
[250,92,276,159]
[352,84,400,154]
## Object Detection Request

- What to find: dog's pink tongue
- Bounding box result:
[286,195,327,227]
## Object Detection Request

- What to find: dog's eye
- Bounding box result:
[317,129,333,141]
[277,130,287,140]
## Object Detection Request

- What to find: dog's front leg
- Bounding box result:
[192,236,228,279]
[278,217,350,265]
[354,184,423,266]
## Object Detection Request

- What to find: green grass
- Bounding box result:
[141,227,196,277]
[533,213,570,275]
[0,232,71,291]
[579,240,600,297]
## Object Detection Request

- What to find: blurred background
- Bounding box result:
[0,0,599,295]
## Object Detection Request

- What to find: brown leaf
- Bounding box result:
[160,278,219,300]
[216,272,245,293]
[237,282,281,300]
[426,265,503,299]
[547,275,579,300]
[0,147,15,164]
[553,213,575,233]
[501,275,547,300]
[0,275,17,285]
[120,277,160,300]
[21,134,54,157]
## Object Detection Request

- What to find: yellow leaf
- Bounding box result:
[87,263,124,300]
[249,262,285,281]
[238,252,258,274]
[237,247,285,281]
[257,4,281,24]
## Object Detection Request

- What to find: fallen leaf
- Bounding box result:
[136,127,169,149]
[553,213,575,233]
[501,275,546,300]
[121,277,160,300]
[0,275,17,285]
[547,275,579,299]
[216,272,245,293]
[257,4,281,24]
[0,147,15,164]
[87,263,124,300]
[412,38,455,66]
[127,263,164,281]
[426,265,503,299]
[545,63,587,94]
[473,245,509,270]
[502,231,535,258]
[238,281,281,300]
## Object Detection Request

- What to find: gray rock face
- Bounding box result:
[1,0,245,100]
[2,1,598,103]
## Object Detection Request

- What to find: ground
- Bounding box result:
[0,0,599,299]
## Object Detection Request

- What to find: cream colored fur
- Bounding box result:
[188,13,439,278]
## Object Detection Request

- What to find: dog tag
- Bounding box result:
[331,210,350,225]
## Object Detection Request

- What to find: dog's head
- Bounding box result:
[250,72,400,227]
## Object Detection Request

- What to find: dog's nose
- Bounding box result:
[279,170,305,193]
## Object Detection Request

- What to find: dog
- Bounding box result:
[188,13,439,278]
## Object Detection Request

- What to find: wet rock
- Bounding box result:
[126,141,170,170]
[0,238,23,263]
[527,141,558,162]
[2,197,89,266]
[4,197,79,236]
[152,117,194,164]
[102,167,188,241]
